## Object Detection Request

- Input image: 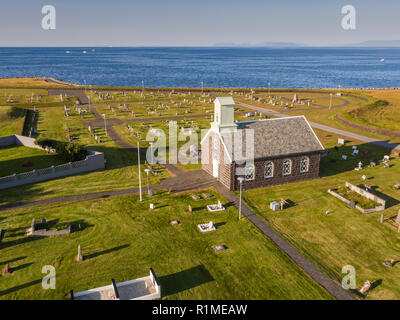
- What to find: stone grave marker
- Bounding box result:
[77,245,83,262]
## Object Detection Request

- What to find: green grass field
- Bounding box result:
[0,106,26,136]
[240,136,400,300]
[0,107,169,207]
[0,190,332,300]
[0,146,65,177]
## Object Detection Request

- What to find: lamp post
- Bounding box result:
[238,177,244,220]
[103,114,107,136]
[142,80,144,97]
[329,93,333,110]
[137,142,142,202]
[201,81,204,94]
[268,81,271,95]
[88,96,91,113]
[84,80,86,93]
[144,168,151,195]
[149,142,154,164]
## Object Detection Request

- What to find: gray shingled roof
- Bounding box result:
[220,116,324,161]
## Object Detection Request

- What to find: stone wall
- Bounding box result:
[201,132,322,191]
[0,135,105,190]
[328,182,386,214]
[233,152,321,191]
[345,182,386,209]
[32,225,71,237]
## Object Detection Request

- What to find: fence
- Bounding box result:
[328,181,386,214]
[0,135,105,190]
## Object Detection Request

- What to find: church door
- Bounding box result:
[212,158,219,178]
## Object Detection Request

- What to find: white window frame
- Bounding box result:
[264,161,274,178]
[300,156,309,173]
[244,165,255,181]
[282,159,292,176]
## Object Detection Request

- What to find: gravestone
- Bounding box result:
[188,205,192,213]
[213,245,227,252]
[349,201,356,209]
[380,214,384,223]
[31,218,36,232]
[77,245,83,262]
[359,280,371,295]
[191,194,201,201]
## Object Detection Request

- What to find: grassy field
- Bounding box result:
[240,134,400,300]
[0,146,65,177]
[0,78,69,88]
[0,106,26,136]
[0,190,332,300]
[343,90,400,132]
[0,107,169,207]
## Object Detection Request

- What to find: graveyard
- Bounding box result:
[240,133,400,300]
[1,78,400,300]
[0,190,331,300]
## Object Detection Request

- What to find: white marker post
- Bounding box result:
[137,142,142,202]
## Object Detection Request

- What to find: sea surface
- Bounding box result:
[0,47,399,88]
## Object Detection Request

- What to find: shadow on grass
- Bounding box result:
[159,265,215,297]
[0,256,27,266]
[214,222,226,229]
[0,278,43,297]
[83,244,130,260]
[350,279,382,299]
[367,185,400,209]
[320,143,389,178]
[0,235,43,250]
[10,262,33,272]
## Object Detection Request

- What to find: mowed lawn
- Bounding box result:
[0,146,65,177]
[0,107,169,207]
[0,106,26,136]
[0,190,331,300]
[241,136,400,300]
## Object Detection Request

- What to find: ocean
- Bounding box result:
[0,47,399,88]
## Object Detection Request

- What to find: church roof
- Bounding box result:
[220,116,324,161]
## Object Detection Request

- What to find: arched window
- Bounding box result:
[264,161,274,178]
[282,159,292,176]
[300,156,309,173]
[244,165,255,181]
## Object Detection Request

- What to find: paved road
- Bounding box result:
[236,101,400,151]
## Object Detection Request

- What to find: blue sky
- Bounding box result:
[0,0,399,46]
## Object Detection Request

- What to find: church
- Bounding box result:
[200,97,325,190]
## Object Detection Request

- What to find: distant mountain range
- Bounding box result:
[344,40,400,47]
[214,42,302,48]
[214,40,400,48]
